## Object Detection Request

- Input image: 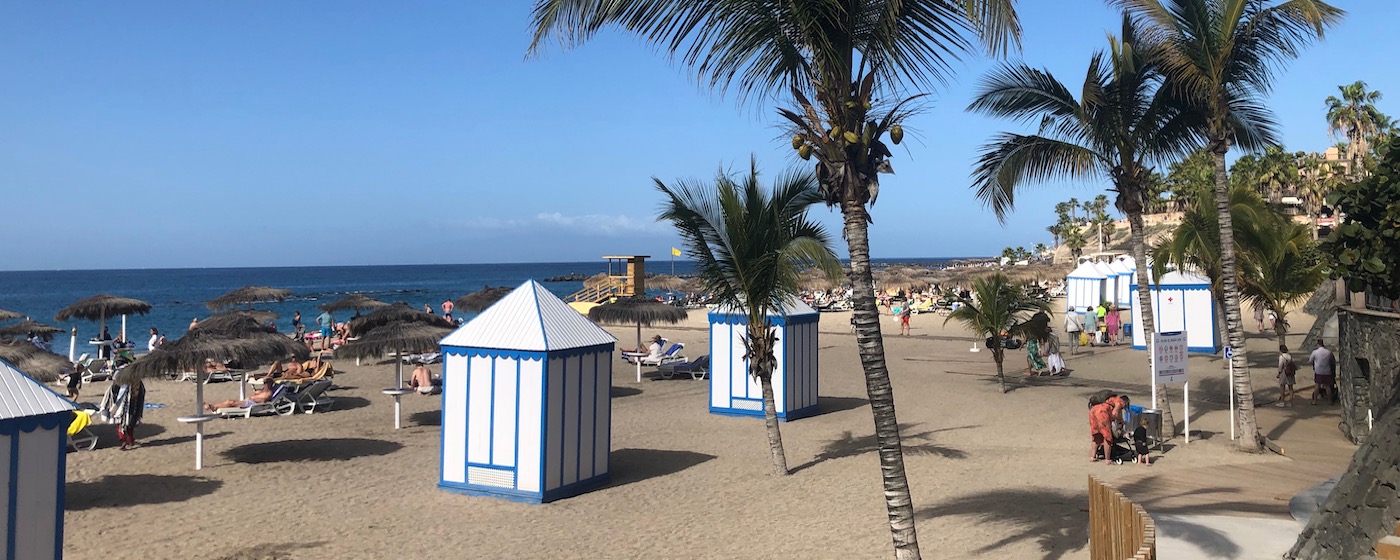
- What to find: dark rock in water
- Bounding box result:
[543,273,586,282]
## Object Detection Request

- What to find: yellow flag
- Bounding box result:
[671,247,682,257]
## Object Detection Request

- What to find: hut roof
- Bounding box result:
[440,280,615,352]
[0,358,75,420]
[709,297,818,318]
[1067,262,1105,279]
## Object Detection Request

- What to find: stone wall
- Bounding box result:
[1286,393,1400,559]
[1336,308,1400,443]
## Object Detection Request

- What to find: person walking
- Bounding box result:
[1083,309,1098,348]
[1064,310,1083,354]
[1276,344,1297,407]
[898,304,911,336]
[1094,303,1108,345]
[100,377,146,450]
[1308,340,1336,405]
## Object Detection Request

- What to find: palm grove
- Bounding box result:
[523,0,1389,558]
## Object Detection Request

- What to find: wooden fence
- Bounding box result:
[1089,476,1156,560]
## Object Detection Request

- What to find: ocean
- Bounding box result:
[0,258,963,351]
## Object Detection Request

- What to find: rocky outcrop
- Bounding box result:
[1336,308,1400,442]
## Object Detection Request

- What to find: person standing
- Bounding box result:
[1105,305,1121,346]
[441,300,455,322]
[1094,303,1108,345]
[316,309,334,351]
[100,377,146,450]
[898,304,911,336]
[147,327,165,352]
[1045,329,1065,375]
[1064,310,1083,354]
[1083,309,1098,347]
[1308,340,1336,405]
[1276,344,1297,407]
[292,311,302,333]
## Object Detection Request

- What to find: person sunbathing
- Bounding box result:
[250,359,284,381]
[205,382,278,412]
[407,364,440,395]
[278,359,310,380]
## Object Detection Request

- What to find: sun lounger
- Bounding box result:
[401,352,441,365]
[290,379,335,414]
[77,358,110,384]
[639,343,685,368]
[216,384,296,419]
[66,410,98,451]
[656,355,709,380]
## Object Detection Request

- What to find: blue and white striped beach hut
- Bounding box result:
[1109,257,1134,307]
[1065,261,1106,313]
[438,280,617,504]
[0,358,75,559]
[708,298,819,421]
[1093,260,1118,307]
[1129,270,1221,353]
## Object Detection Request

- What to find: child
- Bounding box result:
[1133,418,1151,465]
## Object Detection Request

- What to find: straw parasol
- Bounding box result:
[454,286,513,314]
[799,267,841,292]
[318,294,389,315]
[121,313,310,470]
[0,309,23,322]
[0,342,71,383]
[646,274,689,292]
[337,305,453,429]
[587,297,688,351]
[54,294,152,341]
[206,286,292,311]
[0,320,64,340]
[199,310,280,333]
[348,303,452,336]
[583,272,613,288]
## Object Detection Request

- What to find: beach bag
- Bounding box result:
[1080,331,1089,346]
[1048,353,1065,372]
[1280,359,1297,380]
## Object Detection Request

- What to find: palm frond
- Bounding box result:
[970,133,1101,222]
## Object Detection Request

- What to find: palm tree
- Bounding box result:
[967,16,1194,423]
[944,273,1050,393]
[1064,225,1088,260]
[656,161,841,476]
[1240,222,1325,347]
[1116,0,1343,452]
[529,3,1021,556]
[1325,81,1386,181]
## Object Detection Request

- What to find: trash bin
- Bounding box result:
[1137,408,1163,447]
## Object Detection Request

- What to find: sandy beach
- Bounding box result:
[61,305,1341,560]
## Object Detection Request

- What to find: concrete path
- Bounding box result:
[1154,514,1302,559]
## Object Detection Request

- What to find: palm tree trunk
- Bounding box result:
[841,197,921,560]
[758,374,789,476]
[993,351,1006,393]
[1212,142,1261,452]
[1128,210,1176,438]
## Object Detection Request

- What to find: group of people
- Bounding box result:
[1063,302,1123,349]
[1088,391,1152,466]
[1276,339,1337,407]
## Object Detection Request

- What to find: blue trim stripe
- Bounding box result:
[538,357,549,493]
[488,359,496,465]
[54,415,68,560]
[513,360,521,472]
[7,426,18,560]
[575,355,583,485]
[438,351,448,484]
[443,344,612,361]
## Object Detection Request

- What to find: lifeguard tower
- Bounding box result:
[568,256,649,304]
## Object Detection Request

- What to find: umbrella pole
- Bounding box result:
[394,349,403,430]
[195,373,206,469]
[68,327,76,362]
[121,314,127,344]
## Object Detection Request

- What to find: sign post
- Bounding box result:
[1225,346,1235,440]
[1152,331,1190,443]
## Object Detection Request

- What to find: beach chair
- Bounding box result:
[216,384,296,419]
[67,410,98,452]
[655,355,709,380]
[281,361,332,387]
[289,379,335,414]
[78,357,110,384]
[639,343,685,368]
[621,338,668,364]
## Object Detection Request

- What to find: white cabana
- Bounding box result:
[1092,260,1118,307]
[1065,261,1106,313]
[1129,270,1221,353]
[0,358,75,559]
[708,298,820,421]
[1109,257,1135,308]
[438,280,617,504]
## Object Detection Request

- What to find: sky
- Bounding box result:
[1,1,1396,271]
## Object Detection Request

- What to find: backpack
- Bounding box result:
[1282,359,1297,377]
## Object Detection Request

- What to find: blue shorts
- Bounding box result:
[320,327,332,338]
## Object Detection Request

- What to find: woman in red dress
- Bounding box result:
[1089,401,1114,462]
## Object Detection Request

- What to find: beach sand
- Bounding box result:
[62,305,1325,559]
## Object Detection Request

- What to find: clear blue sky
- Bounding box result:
[2,1,1394,271]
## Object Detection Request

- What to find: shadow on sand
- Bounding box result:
[610,386,643,398]
[87,423,169,450]
[214,540,330,560]
[329,396,372,412]
[816,396,868,414]
[409,409,441,426]
[916,488,1087,560]
[67,474,223,511]
[789,423,973,474]
[221,438,403,464]
[140,431,230,449]
[603,448,716,490]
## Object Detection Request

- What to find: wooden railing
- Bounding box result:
[567,279,626,304]
[1089,476,1156,560]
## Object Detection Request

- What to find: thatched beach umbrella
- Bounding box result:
[0,320,64,340]
[0,342,71,383]
[588,298,687,382]
[0,309,23,323]
[206,286,292,311]
[337,321,453,429]
[347,303,451,335]
[646,274,688,292]
[454,286,513,314]
[55,294,152,346]
[122,314,308,470]
[318,294,389,315]
[197,310,281,333]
